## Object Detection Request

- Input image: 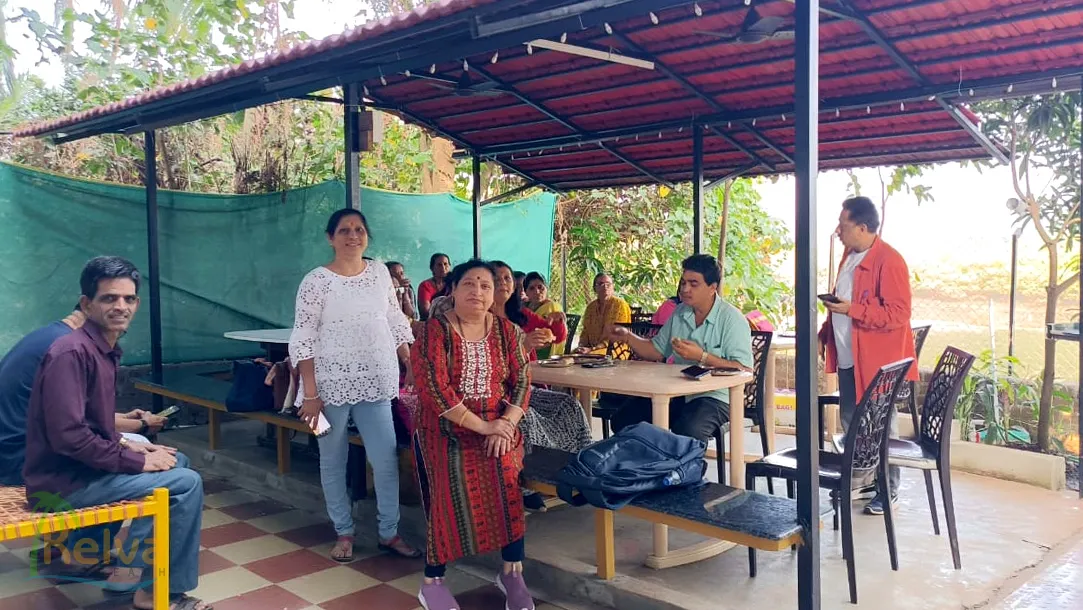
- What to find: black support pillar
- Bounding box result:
[143,130,164,412]
[344,83,361,209]
[1078,80,1082,499]
[472,155,482,259]
[692,125,705,254]
[794,1,821,608]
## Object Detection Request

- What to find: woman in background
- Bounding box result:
[523,271,565,359]
[575,273,631,354]
[417,253,451,320]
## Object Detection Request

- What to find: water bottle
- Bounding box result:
[662,471,682,487]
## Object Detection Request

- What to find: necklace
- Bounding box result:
[454,313,489,341]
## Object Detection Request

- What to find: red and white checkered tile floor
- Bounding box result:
[0,477,569,609]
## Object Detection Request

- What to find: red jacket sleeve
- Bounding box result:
[849,250,912,331]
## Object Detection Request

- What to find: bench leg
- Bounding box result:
[595,509,615,580]
[152,488,170,610]
[208,410,221,450]
[276,427,291,475]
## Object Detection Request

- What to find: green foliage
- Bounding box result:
[556,180,792,322]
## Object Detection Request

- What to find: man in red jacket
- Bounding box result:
[818,197,917,516]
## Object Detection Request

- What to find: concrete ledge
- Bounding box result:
[949,441,1066,491]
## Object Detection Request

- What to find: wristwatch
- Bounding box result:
[698,350,710,366]
[138,419,149,435]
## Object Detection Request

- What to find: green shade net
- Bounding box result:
[0,163,556,364]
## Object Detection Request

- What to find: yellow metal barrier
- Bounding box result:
[0,486,170,609]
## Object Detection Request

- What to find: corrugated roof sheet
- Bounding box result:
[15,0,1083,190]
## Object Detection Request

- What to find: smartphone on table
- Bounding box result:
[582,360,616,369]
[681,365,712,380]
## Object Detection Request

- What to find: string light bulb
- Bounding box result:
[463,59,470,71]
[866,106,871,114]
[835,108,840,117]
[560,32,567,43]
[780,113,786,121]
[649,11,659,24]
[900,102,905,111]
[744,0,751,5]
[526,43,533,55]
[658,131,662,138]
[363,85,370,96]
[694,2,702,16]
[491,51,499,63]
[380,74,387,86]
[404,69,411,77]
[678,125,684,132]
[430,64,436,74]
[1007,83,1014,93]
[927,95,936,101]
[604,22,612,34]
[726,121,732,129]
[752,118,757,126]
[1052,76,1058,88]
[968,88,974,96]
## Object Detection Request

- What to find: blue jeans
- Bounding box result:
[58,452,202,595]
[319,400,400,540]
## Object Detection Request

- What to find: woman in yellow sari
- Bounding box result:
[524,272,565,359]
[575,273,631,355]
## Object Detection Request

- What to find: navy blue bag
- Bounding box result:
[225,360,274,413]
[555,422,707,510]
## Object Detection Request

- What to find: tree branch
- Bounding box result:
[1055,272,1080,298]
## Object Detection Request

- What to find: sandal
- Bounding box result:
[378,535,422,558]
[330,535,355,563]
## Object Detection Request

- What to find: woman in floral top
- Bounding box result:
[288,209,419,563]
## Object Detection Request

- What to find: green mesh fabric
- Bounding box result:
[0,162,555,364]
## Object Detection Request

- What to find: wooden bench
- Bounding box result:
[0,485,171,609]
[522,447,806,580]
[133,367,364,477]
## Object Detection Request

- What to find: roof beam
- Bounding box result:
[365,89,562,193]
[705,164,758,191]
[472,68,1083,156]
[835,0,1009,164]
[470,64,674,187]
[480,180,539,205]
[610,31,786,168]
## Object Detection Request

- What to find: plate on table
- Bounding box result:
[539,357,574,368]
[571,354,606,364]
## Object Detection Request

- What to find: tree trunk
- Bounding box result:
[716,179,732,293]
[1037,250,1059,451]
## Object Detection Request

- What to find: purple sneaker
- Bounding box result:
[496,570,535,610]
[419,578,460,610]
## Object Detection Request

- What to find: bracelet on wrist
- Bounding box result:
[698,351,710,366]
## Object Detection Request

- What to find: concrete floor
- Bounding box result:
[162,417,1083,610]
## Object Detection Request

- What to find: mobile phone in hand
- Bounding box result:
[158,405,181,418]
[817,293,842,304]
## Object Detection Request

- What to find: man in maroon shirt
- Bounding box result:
[23,257,209,610]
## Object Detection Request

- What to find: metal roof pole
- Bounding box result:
[472,154,482,259]
[794,1,822,608]
[143,130,164,413]
[692,125,704,255]
[344,83,362,209]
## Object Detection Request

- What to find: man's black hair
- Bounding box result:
[80,256,141,299]
[681,254,722,287]
[842,196,881,233]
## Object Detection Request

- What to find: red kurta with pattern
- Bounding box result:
[411,315,532,566]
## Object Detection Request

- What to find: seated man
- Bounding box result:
[0,306,167,486]
[608,254,753,441]
[23,256,208,610]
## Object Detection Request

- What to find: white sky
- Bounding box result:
[6,1,1044,272]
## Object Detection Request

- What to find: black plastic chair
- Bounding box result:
[818,324,932,449]
[898,325,932,432]
[712,330,773,490]
[562,313,582,354]
[888,346,974,571]
[593,322,663,438]
[746,357,914,604]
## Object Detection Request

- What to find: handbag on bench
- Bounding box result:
[225,359,275,413]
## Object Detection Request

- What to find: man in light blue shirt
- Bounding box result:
[608,254,753,441]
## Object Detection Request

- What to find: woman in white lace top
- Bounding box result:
[288,208,420,563]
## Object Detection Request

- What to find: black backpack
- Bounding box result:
[555,422,707,510]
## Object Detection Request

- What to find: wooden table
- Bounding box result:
[530,360,751,570]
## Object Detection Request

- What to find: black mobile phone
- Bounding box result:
[681,365,711,379]
[582,360,616,369]
[817,293,841,304]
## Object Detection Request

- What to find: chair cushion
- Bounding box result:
[887,439,938,469]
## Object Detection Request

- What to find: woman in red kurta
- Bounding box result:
[412,259,536,610]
